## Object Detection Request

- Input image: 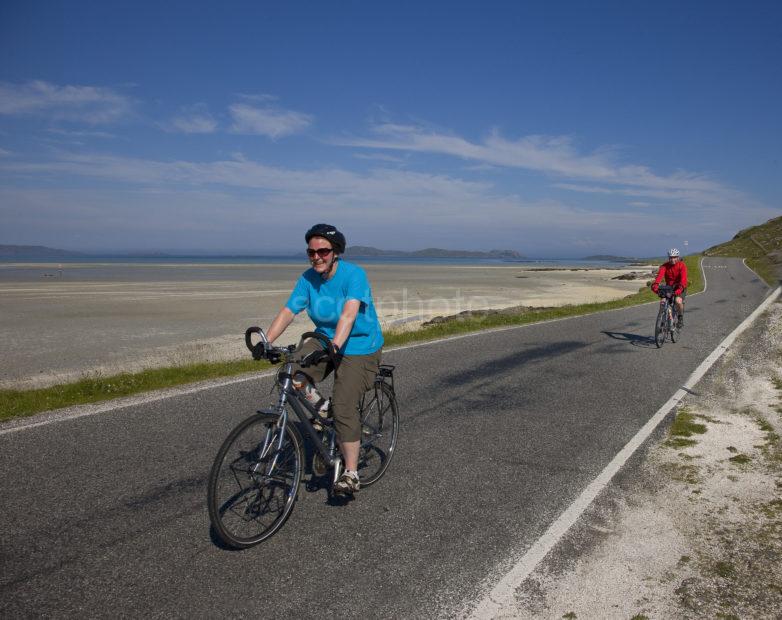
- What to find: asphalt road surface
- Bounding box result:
[0,258,772,618]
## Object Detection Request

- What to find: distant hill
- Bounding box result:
[345,246,524,259]
[704,215,782,285]
[0,245,86,259]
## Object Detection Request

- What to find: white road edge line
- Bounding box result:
[0,257,737,436]
[468,283,781,620]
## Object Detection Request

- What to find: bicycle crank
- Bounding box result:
[312,452,328,477]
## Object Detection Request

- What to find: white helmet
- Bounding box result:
[668,248,680,258]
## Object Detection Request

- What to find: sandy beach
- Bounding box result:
[0,261,653,389]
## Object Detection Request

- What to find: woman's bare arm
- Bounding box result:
[266,307,296,344]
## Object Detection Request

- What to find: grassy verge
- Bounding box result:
[704,215,782,286]
[0,359,266,423]
[0,255,704,423]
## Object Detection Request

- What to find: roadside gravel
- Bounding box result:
[511,299,782,619]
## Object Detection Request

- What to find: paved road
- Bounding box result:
[0,258,772,618]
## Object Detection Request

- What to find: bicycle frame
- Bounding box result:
[659,296,672,321]
[258,359,343,481]
[245,325,398,485]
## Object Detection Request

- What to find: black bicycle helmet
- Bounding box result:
[305,223,346,254]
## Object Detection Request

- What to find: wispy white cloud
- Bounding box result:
[0,152,486,202]
[165,104,218,134]
[0,80,133,124]
[2,150,776,255]
[0,148,11,157]
[352,152,406,163]
[229,103,312,138]
[552,182,750,210]
[235,93,278,103]
[47,128,117,139]
[335,122,745,209]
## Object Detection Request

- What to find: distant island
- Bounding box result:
[344,246,524,259]
[0,245,86,259]
[0,244,527,260]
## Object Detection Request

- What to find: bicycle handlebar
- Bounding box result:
[656,284,676,297]
[244,327,338,367]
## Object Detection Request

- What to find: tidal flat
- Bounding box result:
[0,261,650,389]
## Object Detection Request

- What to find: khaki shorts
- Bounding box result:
[289,338,381,442]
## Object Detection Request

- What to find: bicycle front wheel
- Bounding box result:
[358,382,399,487]
[654,307,666,348]
[207,413,303,548]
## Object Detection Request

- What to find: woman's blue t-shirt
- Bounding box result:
[285,260,384,355]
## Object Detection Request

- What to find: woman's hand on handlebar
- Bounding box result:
[245,326,282,363]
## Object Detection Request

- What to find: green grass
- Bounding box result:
[666,437,698,449]
[0,256,705,423]
[0,359,264,422]
[662,461,701,484]
[760,499,782,519]
[705,215,782,285]
[669,407,708,439]
[713,561,736,578]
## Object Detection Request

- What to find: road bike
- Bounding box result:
[207,328,399,548]
[654,284,681,348]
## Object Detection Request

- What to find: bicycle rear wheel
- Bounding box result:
[654,307,666,348]
[207,413,303,548]
[357,382,399,487]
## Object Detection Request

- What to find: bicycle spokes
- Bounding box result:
[357,383,399,487]
[207,416,303,548]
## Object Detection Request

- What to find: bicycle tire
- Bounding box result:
[654,306,666,348]
[207,413,303,548]
[357,382,399,487]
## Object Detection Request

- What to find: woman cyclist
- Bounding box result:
[651,248,688,328]
[263,224,384,495]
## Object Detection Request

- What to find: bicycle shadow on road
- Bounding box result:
[304,474,355,506]
[438,340,589,389]
[209,524,243,551]
[601,331,658,348]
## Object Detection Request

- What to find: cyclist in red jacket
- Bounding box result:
[651,248,688,328]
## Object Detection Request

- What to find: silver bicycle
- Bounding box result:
[654,284,681,347]
[207,328,399,548]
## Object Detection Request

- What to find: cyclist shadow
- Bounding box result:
[601,331,658,348]
[305,475,355,505]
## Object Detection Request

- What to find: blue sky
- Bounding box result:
[1,1,780,257]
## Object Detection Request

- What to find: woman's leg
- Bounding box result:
[331,350,382,472]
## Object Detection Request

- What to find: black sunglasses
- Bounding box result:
[306,248,333,259]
